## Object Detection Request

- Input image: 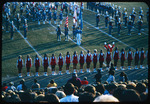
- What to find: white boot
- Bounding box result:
[36,72,39,76]
[93,68,97,72]
[27,72,30,76]
[140,65,142,69]
[74,69,76,73]
[128,66,131,70]
[43,21,45,24]
[115,66,117,70]
[86,69,89,72]
[66,70,70,74]
[107,67,109,71]
[19,73,22,78]
[52,71,55,75]
[60,21,62,24]
[100,68,103,72]
[49,21,51,24]
[54,21,56,24]
[80,69,83,73]
[59,71,62,75]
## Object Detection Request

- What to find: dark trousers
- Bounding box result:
[135,60,139,66]
[99,61,103,68]
[80,63,84,69]
[128,60,132,66]
[59,65,63,71]
[140,59,144,65]
[35,66,39,72]
[26,67,30,72]
[106,61,110,67]
[66,64,70,70]
[18,68,22,73]
[73,63,77,69]
[51,65,55,71]
[86,62,91,68]
[44,66,48,72]
[114,59,118,67]
[121,60,125,66]
[93,62,97,68]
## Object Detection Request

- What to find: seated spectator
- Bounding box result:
[119,72,125,82]
[113,86,127,101]
[35,94,45,102]
[94,95,119,102]
[2,83,8,91]
[95,83,105,95]
[6,82,17,92]
[84,85,96,97]
[47,79,57,88]
[104,83,117,95]
[79,92,95,102]
[48,87,58,94]
[94,69,102,83]
[140,92,148,101]
[126,82,136,90]
[19,89,33,102]
[17,79,27,91]
[67,73,82,89]
[60,83,79,102]
[44,93,59,102]
[81,77,89,85]
[55,90,66,99]
[135,82,146,94]
[121,89,141,102]
[32,79,40,89]
[106,70,116,84]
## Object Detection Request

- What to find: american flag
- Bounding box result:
[65,16,68,27]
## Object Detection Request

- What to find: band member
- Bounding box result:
[16,55,23,78]
[124,12,128,28]
[127,48,133,70]
[42,53,49,76]
[128,16,132,35]
[105,11,109,28]
[50,54,57,75]
[25,54,32,76]
[56,25,61,41]
[23,19,28,39]
[65,51,71,74]
[120,48,126,70]
[58,53,64,75]
[10,21,15,40]
[34,54,40,76]
[53,8,57,24]
[48,7,52,24]
[134,48,139,69]
[59,9,63,24]
[72,51,78,73]
[96,10,100,28]
[113,47,119,70]
[5,13,9,33]
[64,24,69,41]
[117,18,121,36]
[16,13,21,30]
[92,49,98,72]
[105,49,112,71]
[104,42,115,53]
[108,16,113,35]
[86,50,92,73]
[137,16,143,35]
[139,48,145,69]
[99,50,104,71]
[79,51,85,73]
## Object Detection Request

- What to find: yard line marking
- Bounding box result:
[47,21,107,66]
[85,8,148,35]
[83,20,136,50]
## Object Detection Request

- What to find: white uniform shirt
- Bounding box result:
[60,94,79,102]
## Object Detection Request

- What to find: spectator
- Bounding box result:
[55,90,66,99]
[19,89,33,102]
[135,82,146,94]
[84,85,96,97]
[109,63,115,74]
[95,83,105,95]
[32,79,40,89]
[126,82,136,90]
[44,93,59,102]
[106,70,116,83]
[2,83,8,91]
[81,77,89,85]
[17,79,27,91]
[94,95,119,102]
[60,83,79,102]
[78,92,95,102]
[47,79,57,88]
[119,72,125,82]
[121,89,141,102]
[94,69,102,83]
[105,83,118,95]
[140,92,148,101]
[6,82,17,92]
[67,73,82,89]
[35,94,45,102]
[48,87,58,94]
[113,86,127,101]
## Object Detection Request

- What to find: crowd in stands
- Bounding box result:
[2,69,148,102]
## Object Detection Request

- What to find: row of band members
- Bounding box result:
[17,47,148,77]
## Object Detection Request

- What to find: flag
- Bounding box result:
[79,7,83,30]
[65,16,68,27]
[73,6,77,27]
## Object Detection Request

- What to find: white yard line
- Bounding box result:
[83,20,136,50]
[85,8,148,36]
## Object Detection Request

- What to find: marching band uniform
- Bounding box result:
[79,51,85,73]
[59,9,63,24]
[96,11,100,28]
[42,54,49,76]
[92,49,98,72]
[105,49,112,71]
[42,9,46,24]
[65,25,69,41]
[134,48,139,69]
[122,8,127,23]
[34,55,40,76]
[128,16,132,35]
[117,18,121,36]
[65,52,71,74]
[139,48,145,69]
[20,3,24,16]
[86,50,92,73]
[53,9,57,24]
[6,13,9,32]
[120,49,126,70]
[99,50,104,71]
[124,12,128,28]
[109,16,113,35]
[137,16,143,35]
[113,47,119,70]
[118,6,122,18]
[104,42,115,53]
[115,11,119,27]
[16,13,21,30]
[76,27,82,45]
[72,24,76,40]
[48,7,52,24]
[23,19,28,39]
[50,54,57,75]
[130,8,136,26]
[56,25,61,41]
[127,48,133,70]
[25,55,32,76]
[58,53,64,75]
[72,51,78,73]
[17,55,23,77]
[10,21,15,40]
[105,11,109,28]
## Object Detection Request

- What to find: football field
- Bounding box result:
[2,2,148,86]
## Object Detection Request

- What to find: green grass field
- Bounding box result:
[2,2,148,80]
